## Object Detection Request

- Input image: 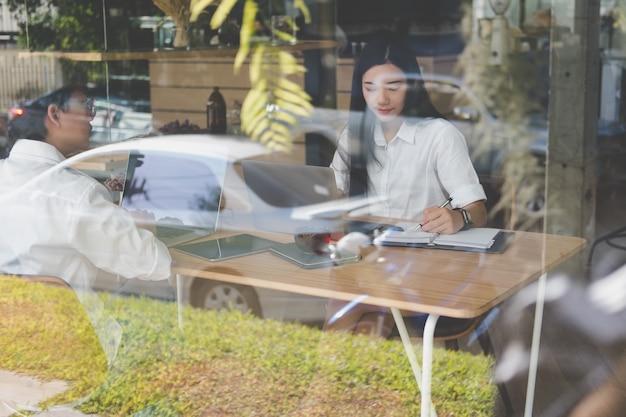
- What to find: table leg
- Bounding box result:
[176,273,184,331]
[390,307,438,417]
[422,313,440,417]
[524,273,547,417]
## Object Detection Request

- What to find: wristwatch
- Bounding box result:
[454,208,473,231]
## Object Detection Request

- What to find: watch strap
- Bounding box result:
[454,208,473,230]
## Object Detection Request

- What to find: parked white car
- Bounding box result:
[69,134,330,324]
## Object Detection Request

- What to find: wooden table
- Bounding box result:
[171,230,585,416]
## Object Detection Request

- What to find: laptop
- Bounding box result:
[241,159,391,235]
[120,149,228,247]
[241,159,341,207]
[241,159,344,233]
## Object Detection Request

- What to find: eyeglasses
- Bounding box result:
[67,98,96,117]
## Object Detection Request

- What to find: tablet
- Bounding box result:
[269,242,361,269]
[174,234,280,261]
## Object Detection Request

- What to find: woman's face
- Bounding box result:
[362,63,409,123]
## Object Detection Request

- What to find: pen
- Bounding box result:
[413,197,453,231]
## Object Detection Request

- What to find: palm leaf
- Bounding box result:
[189,0,218,21]
[190,0,313,150]
[209,0,239,28]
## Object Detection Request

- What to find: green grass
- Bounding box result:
[0,277,496,416]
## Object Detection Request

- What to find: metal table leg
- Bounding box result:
[391,307,438,417]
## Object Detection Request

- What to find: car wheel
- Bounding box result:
[190,279,262,317]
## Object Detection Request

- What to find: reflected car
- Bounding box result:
[89,99,153,146]
[5,85,152,153]
[62,134,330,324]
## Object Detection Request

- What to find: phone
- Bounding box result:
[174,234,280,261]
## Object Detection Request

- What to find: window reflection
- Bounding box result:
[121,151,224,228]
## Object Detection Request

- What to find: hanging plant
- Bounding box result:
[190,0,313,151]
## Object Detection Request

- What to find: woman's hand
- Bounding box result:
[420,201,487,234]
[420,206,462,235]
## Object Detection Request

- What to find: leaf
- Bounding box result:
[210,0,239,29]
[271,122,292,139]
[277,51,306,75]
[240,83,267,118]
[249,44,266,84]
[273,88,312,109]
[189,0,217,22]
[234,0,259,72]
[274,98,311,117]
[294,0,312,23]
[248,117,270,139]
[276,77,311,101]
[266,110,298,127]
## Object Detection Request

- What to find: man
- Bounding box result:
[0,84,172,364]
[0,84,171,291]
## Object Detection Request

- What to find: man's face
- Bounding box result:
[55,91,95,157]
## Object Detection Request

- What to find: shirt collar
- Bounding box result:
[9,139,66,165]
[373,120,421,146]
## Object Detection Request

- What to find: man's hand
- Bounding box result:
[130,209,158,235]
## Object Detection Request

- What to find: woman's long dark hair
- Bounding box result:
[346,30,442,196]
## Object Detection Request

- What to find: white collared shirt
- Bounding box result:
[0,139,172,291]
[330,118,486,220]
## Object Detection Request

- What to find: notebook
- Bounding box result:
[120,149,229,247]
[373,227,515,253]
[241,160,344,233]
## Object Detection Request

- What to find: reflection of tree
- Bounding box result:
[123,154,148,205]
[456,11,550,231]
[124,177,149,205]
[190,185,222,212]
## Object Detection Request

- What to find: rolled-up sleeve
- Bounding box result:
[434,122,487,208]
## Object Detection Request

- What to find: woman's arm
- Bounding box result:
[458,200,488,229]
[421,200,487,234]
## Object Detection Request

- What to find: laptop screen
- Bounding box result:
[241,159,343,233]
[120,150,228,231]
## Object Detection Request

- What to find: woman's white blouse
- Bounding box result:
[330,118,486,221]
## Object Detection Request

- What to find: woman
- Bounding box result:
[325,31,487,338]
[330,31,487,234]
